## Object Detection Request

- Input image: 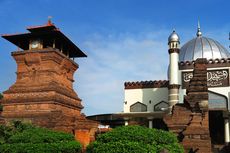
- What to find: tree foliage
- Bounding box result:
[87,125,183,153]
[0,121,81,153]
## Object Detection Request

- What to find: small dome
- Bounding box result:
[179,36,230,61]
[168,30,180,43]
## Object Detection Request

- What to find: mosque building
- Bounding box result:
[115,23,230,147]
[0,21,98,147]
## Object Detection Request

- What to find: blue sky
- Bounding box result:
[0,0,229,115]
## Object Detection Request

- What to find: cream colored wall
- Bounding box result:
[124,88,168,113]
[124,66,230,113]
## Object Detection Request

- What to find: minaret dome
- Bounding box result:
[168,30,180,49]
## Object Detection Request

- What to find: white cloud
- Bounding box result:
[74,31,169,115]
[74,27,230,116]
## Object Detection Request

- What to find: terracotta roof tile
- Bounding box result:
[124,80,168,89]
[179,58,230,70]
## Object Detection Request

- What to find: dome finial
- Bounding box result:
[196,20,202,37]
[173,28,175,32]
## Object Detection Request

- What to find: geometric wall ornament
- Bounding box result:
[182,69,229,89]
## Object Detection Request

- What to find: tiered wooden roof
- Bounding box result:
[2,21,86,58]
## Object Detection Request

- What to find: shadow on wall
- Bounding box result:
[142,88,168,130]
[142,88,168,112]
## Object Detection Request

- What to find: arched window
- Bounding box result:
[130,102,147,112]
[208,91,228,110]
[154,101,169,111]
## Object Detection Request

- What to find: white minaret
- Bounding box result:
[168,30,180,113]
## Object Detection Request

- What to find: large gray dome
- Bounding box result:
[179,36,230,62]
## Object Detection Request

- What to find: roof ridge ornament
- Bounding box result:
[47,16,53,26]
[196,20,202,37]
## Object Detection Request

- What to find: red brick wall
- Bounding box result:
[75,130,91,149]
[1,49,98,149]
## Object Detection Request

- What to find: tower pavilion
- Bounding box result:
[0,20,98,147]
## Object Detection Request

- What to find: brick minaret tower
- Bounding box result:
[1,21,97,147]
[181,58,211,153]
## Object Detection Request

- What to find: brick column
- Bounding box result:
[164,58,212,153]
[182,58,211,153]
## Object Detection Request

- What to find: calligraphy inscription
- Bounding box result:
[182,69,229,88]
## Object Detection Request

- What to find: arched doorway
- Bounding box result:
[209,111,224,144]
[208,91,228,145]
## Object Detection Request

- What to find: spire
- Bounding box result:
[173,28,176,32]
[196,20,202,37]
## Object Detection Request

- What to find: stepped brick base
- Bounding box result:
[164,58,211,153]
[164,104,192,139]
[0,49,98,148]
[182,112,211,153]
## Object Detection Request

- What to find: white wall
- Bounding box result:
[124,88,168,113]
[124,66,230,113]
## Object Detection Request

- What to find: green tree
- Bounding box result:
[87,125,183,153]
[0,121,81,153]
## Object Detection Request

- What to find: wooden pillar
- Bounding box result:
[225,118,230,143]
[148,117,153,129]
[124,117,129,126]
